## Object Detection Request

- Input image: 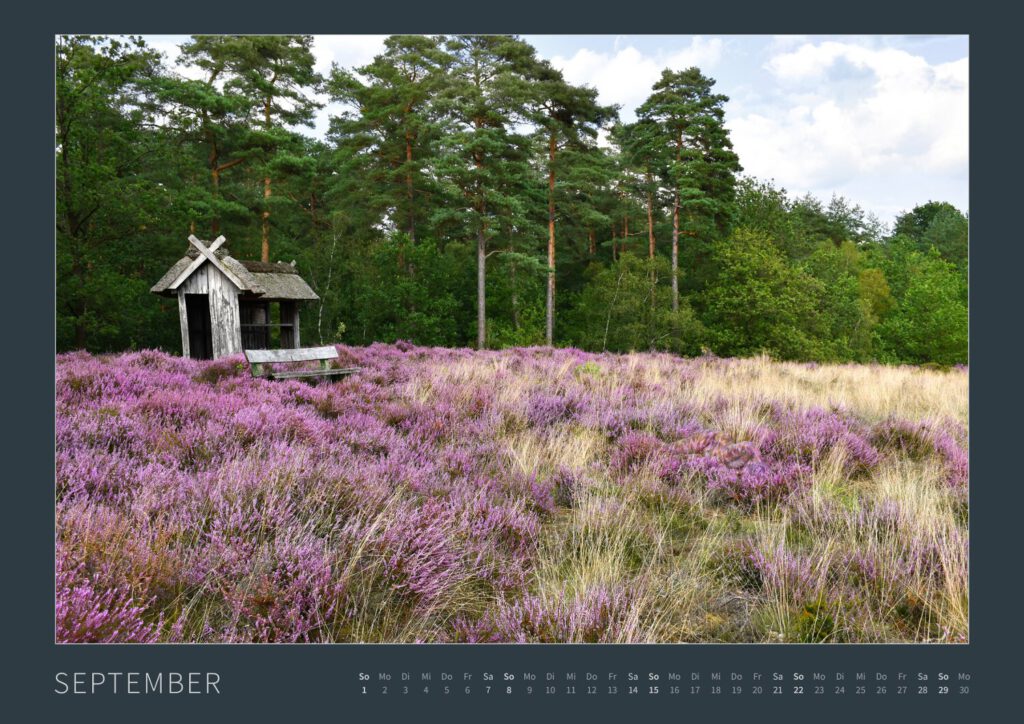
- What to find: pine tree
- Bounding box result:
[164,36,254,237]
[435,35,538,349]
[527,60,616,345]
[328,35,452,245]
[636,68,741,311]
[612,120,664,263]
[213,35,322,261]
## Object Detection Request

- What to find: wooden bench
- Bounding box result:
[244,346,360,382]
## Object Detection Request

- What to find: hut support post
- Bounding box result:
[280,301,300,349]
[177,292,190,358]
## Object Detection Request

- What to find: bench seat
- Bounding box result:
[267,366,360,381]
[244,345,359,383]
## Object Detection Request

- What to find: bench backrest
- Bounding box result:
[244,346,339,365]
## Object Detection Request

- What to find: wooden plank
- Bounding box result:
[167,236,226,291]
[245,346,338,364]
[169,235,247,293]
[269,367,359,380]
[177,292,190,358]
[209,271,224,358]
[223,271,242,357]
[181,262,210,294]
[186,236,248,293]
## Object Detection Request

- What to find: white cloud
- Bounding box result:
[311,35,388,76]
[730,40,968,201]
[768,35,810,52]
[147,36,206,80]
[550,37,723,113]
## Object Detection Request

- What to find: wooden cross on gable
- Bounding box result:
[167,235,246,292]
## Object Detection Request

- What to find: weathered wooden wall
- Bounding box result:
[180,262,242,359]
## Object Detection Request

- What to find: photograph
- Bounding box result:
[55,33,969,646]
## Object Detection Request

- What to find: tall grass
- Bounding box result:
[55,345,967,643]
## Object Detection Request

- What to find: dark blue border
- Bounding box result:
[14,2,1020,721]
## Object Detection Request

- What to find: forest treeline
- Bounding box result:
[56,35,968,365]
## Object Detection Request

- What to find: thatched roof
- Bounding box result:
[151,239,319,301]
[244,269,319,300]
[238,260,297,274]
[151,256,194,294]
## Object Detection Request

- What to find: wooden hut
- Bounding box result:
[151,235,319,360]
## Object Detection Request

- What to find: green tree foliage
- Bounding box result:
[213,35,322,262]
[892,201,970,275]
[327,35,451,243]
[344,235,471,346]
[857,267,897,322]
[876,248,967,366]
[890,201,968,306]
[527,59,616,345]
[486,252,547,348]
[54,34,967,368]
[611,119,666,262]
[734,177,794,245]
[894,200,959,240]
[56,36,182,352]
[165,36,258,237]
[824,194,886,246]
[921,205,969,272]
[804,242,875,361]
[552,144,620,303]
[434,35,540,348]
[635,68,742,305]
[702,229,824,360]
[567,254,704,354]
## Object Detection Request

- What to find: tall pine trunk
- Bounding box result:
[646,175,655,259]
[477,222,486,349]
[261,97,272,263]
[207,122,244,238]
[405,128,416,243]
[317,231,338,345]
[510,253,519,331]
[671,129,682,313]
[672,188,679,313]
[546,131,557,347]
[475,145,487,350]
[209,134,221,237]
[646,173,656,336]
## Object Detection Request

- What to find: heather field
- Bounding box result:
[55,344,968,643]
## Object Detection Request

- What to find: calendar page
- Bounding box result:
[16,3,1017,723]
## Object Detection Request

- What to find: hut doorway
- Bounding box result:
[185,294,213,360]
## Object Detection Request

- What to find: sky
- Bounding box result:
[145,34,969,228]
